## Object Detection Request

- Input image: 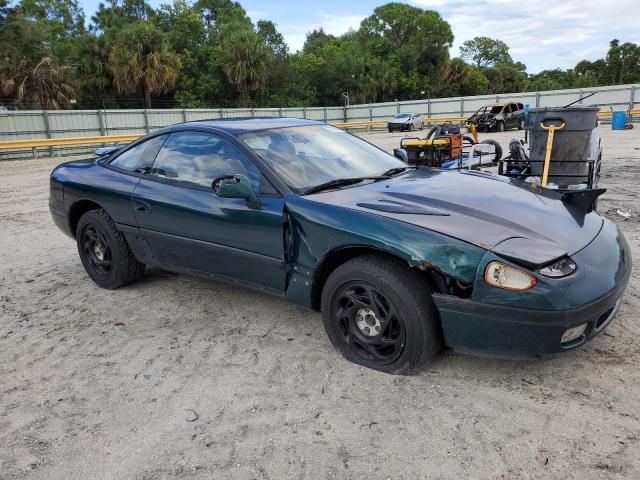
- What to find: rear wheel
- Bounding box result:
[496,121,505,132]
[321,255,442,375]
[76,209,145,289]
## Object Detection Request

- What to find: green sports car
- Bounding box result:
[49,118,631,374]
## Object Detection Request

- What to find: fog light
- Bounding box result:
[561,323,587,344]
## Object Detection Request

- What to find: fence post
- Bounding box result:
[396,101,400,114]
[278,107,283,117]
[369,105,373,121]
[219,108,223,119]
[343,105,347,123]
[182,109,187,122]
[579,89,584,101]
[303,107,307,119]
[495,95,500,103]
[143,109,150,133]
[323,106,327,123]
[98,110,105,136]
[535,92,541,108]
[630,85,636,109]
[427,98,431,118]
[460,98,464,117]
[250,107,255,118]
[43,110,53,156]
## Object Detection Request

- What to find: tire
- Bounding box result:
[388,128,393,133]
[76,208,145,289]
[496,121,505,132]
[463,135,477,145]
[518,119,525,130]
[480,139,503,161]
[408,123,414,132]
[321,254,442,375]
[420,122,424,130]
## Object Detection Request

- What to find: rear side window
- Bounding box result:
[109,134,167,173]
[151,131,262,191]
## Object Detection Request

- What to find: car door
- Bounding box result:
[508,103,519,129]
[100,133,168,236]
[131,129,286,292]
[502,104,513,129]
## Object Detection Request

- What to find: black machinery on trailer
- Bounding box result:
[500,103,604,210]
[393,95,605,211]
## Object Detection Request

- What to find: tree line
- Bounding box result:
[0,0,639,110]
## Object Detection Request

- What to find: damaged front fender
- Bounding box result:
[283,197,486,306]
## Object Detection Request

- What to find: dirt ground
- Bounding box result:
[0,127,639,480]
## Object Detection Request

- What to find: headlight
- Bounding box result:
[484,261,537,291]
[537,257,577,278]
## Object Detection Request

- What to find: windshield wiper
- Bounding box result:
[303,176,390,195]
[380,166,417,177]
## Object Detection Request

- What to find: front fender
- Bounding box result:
[285,197,486,293]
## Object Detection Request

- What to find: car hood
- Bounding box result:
[389,117,410,123]
[307,168,604,267]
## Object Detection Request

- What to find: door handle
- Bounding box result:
[133,199,151,214]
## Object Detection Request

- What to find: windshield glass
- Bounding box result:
[490,105,503,114]
[239,125,404,191]
[394,113,410,119]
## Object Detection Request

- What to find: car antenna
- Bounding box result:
[563,92,596,108]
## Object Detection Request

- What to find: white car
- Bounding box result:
[387,113,423,132]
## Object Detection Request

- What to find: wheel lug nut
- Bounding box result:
[375,326,380,332]
[364,327,370,333]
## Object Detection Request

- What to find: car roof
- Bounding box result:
[172,117,322,135]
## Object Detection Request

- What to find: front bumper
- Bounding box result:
[434,221,632,359]
[388,123,410,130]
[434,274,627,358]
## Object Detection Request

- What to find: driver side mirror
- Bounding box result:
[212,174,261,208]
[393,148,408,163]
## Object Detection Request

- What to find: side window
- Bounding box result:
[109,134,167,173]
[151,131,262,192]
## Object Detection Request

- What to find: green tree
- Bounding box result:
[0,5,76,108]
[441,58,488,96]
[484,61,527,94]
[460,36,512,68]
[358,3,452,99]
[108,22,181,107]
[220,28,271,106]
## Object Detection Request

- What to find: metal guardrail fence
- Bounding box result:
[1,84,637,159]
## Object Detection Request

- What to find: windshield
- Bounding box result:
[239,125,404,191]
[394,113,410,119]
[475,105,503,115]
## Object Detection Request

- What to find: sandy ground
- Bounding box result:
[0,127,639,480]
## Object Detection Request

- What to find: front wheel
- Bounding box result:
[321,255,442,375]
[495,121,505,132]
[518,119,525,130]
[76,209,145,289]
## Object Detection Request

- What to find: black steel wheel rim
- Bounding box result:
[331,282,406,364]
[81,224,112,277]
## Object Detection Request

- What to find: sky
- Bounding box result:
[80,0,640,73]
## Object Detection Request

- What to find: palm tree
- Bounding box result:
[108,22,181,108]
[1,56,75,109]
[221,29,271,106]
